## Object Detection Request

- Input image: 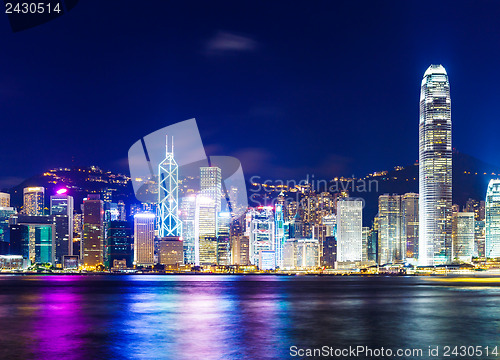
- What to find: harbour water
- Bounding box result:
[1,275,499,360]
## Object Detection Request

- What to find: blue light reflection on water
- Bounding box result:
[1,275,500,360]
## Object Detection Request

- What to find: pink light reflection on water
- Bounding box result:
[29,276,90,360]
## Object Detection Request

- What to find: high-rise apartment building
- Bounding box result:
[419,64,452,266]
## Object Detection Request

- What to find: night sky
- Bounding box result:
[1,1,500,188]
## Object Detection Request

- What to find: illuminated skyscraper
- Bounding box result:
[73,213,82,258]
[23,187,45,216]
[105,221,133,268]
[134,213,155,266]
[451,212,474,262]
[158,136,181,237]
[247,207,275,268]
[378,194,401,265]
[12,214,55,264]
[231,235,249,265]
[336,199,362,262]
[485,179,500,258]
[217,212,231,265]
[475,220,486,258]
[180,195,197,264]
[50,193,74,265]
[0,206,15,254]
[82,195,104,268]
[200,166,222,213]
[419,64,452,266]
[195,196,217,265]
[401,193,419,262]
[274,203,285,268]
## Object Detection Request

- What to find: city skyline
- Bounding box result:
[1,63,500,272]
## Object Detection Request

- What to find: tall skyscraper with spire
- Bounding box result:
[158,135,182,237]
[418,64,452,266]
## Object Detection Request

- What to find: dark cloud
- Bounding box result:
[204,31,258,56]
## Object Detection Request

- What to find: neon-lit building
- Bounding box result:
[12,214,55,264]
[485,179,500,258]
[158,135,182,237]
[274,204,285,268]
[419,64,452,266]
